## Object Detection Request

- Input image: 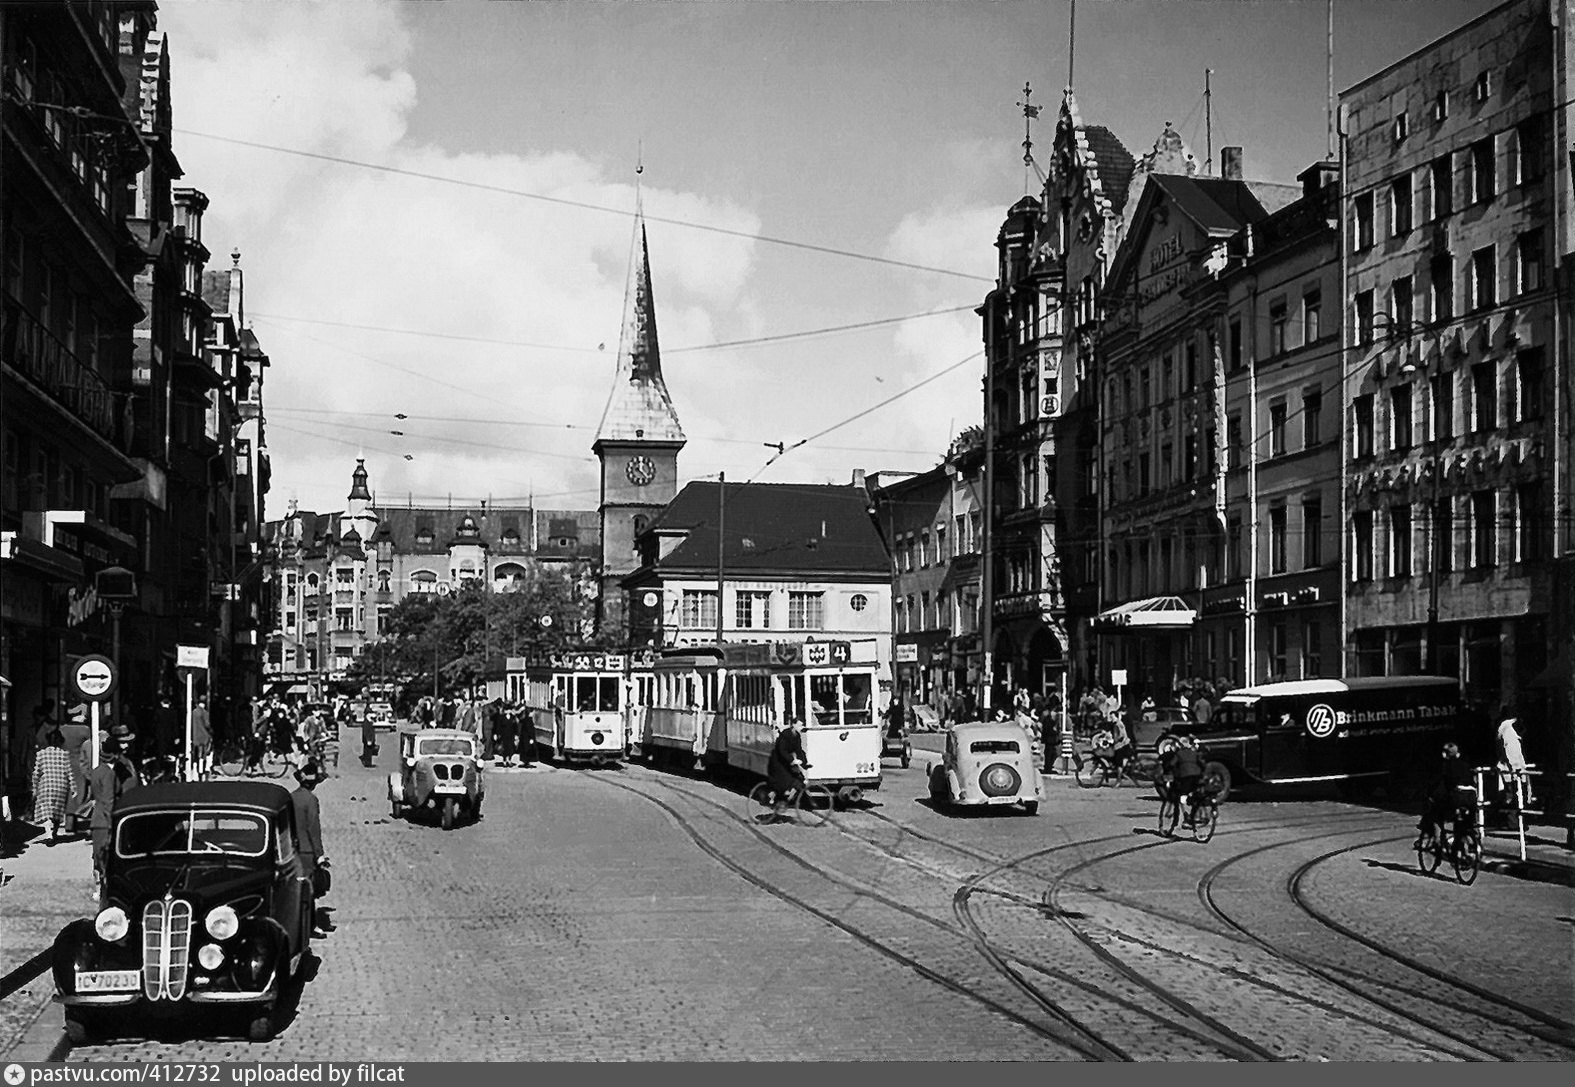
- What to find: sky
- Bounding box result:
[153,0,1499,517]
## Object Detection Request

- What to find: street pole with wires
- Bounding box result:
[716,472,725,646]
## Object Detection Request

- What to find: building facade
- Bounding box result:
[1339,0,1569,723]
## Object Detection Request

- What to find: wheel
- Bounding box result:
[1192,801,1219,843]
[1155,733,1178,756]
[389,799,400,819]
[261,752,292,779]
[1022,800,1039,816]
[1157,791,1178,836]
[1075,755,1103,788]
[215,744,245,777]
[747,783,778,825]
[1453,831,1481,885]
[247,1006,276,1042]
[1201,761,1232,803]
[1417,829,1443,873]
[441,797,456,831]
[796,785,832,827]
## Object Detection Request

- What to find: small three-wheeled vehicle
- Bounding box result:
[388,728,485,830]
[51,781,315,1043]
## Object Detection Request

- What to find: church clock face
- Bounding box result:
[625,455,656,486]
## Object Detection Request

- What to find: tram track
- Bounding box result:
[1194,834,1575,1061]
[597,765,1318,1059]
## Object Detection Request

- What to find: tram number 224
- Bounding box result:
[855,762,876,775]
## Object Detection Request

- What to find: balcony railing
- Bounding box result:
[2,298,123,446]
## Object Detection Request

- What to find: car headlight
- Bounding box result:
[205,905,239,941]
[94,906,129,942]
[197,944,225,971]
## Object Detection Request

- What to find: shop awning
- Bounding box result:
[1093,595,1198,630]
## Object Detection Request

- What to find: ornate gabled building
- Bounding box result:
[593,212,684,645]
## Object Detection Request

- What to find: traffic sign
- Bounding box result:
[70,655,116,701]
[177,644,210,670]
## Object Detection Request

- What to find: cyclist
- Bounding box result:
[765,717,811,821]
[1092,717,1135,778]
[1160,735,1205,826]
[1419,741,1474,843]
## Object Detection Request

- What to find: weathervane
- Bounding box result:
[1018,81,1040,169]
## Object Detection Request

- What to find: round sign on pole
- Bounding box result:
[71,654,117,702]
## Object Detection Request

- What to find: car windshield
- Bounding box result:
[418,738,475,757]
[969,739,1021,754]
[117,810,269,858]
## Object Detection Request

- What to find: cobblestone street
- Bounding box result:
[4,742,1572,1062]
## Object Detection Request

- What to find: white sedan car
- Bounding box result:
[928,720,1043,815]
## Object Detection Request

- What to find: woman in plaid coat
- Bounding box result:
[30,729,73,838]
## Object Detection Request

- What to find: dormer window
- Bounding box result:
[456,515,480,539]
[416,519,434,545]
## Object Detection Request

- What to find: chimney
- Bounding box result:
[851,468,867,489]
[1221,146,1243,181]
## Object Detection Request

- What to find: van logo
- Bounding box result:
[1306,703,1337,738]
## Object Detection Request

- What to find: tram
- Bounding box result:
[520,651,630,765]
[639,639,884,806]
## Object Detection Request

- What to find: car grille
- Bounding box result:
[141,898,193,1001]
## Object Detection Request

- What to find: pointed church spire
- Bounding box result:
[348,458,371,501]
[594,187,685,449]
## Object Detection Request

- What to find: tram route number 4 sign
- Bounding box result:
[70,654,117,702]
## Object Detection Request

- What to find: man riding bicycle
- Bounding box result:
[1419,741,1475,843]
[1160,735,1205,826]
[1092,718,1135,777]
[765,717,811,821]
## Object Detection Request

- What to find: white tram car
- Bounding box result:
[520,652,630,765]
[639,639,884,806]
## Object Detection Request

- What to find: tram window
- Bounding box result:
[573,676,597,712]
[809,675,840,725]
[597,676,620,712]
[778,676,802,725]
[843,674,873,724]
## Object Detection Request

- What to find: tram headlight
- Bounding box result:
[591,731,605,746]
[94,906,129,943]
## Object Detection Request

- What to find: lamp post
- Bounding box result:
[94,566,137,728]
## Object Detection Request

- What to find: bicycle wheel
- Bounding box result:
[214,744,245,777]
[1157,793,1178,836]
[259,751,294,779]
[1417,830,1442,874]
[795,784,833,827]
[1074,756,1103,788]
[1192,801,1218,843]
[1452,831,1481,885]
[746,783,779,825]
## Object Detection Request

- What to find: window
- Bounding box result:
[1473,70,1491,102]
[376,569,390,593]
[1303,291,1321,344]
[1227,517,1243,580]
[1160,443,1174,488]
[1515,347,1544,423]
[1392,111,1409,143]
[1354,289,1375,346]
[920,591,931,628]
[1353,394,1374,458]
[1432,90,1449,123]
[1431,373,1455,441]
[335,608,354,631]
[1301,619,1324,678]
[735,590,770,629]
[849,592,869,613]
[335,567,354,586]
[1430,255,1454,323]
[1389,505,1412,577]
[1514,116,1544,184]
[681,589,718,629]
[1161,354,1174,400]
[1303,389,1322,448]
[1183,435,1198,480]
[1353,512,1374,581]
[936,526,947,561]
[1268,299,1287,355]
[1430,155,1453,220]
[1269,621,1288,678]
[1469,246,1495,311]
[1390,384,1413,451]
[1228,319,1243,371]
[1269,402,1287,457]
[1353,191,1374,249]
[1470,490,1496,568]
[1184,342,1198,390]
[1269,505,1287,574]
[919,531,931,567]
[1469,137,1495,203]
[1517,229,1544,295]
[1302,495,1323,568]
[1471,363,1497,432]
[787,591,824,630]
[1515,483,1543,563]
[1227,413,1242,469]
[1139,367,1150,409]
[1392,275,1413,331]
[1389,174,1412,236]
[1139,454,1151,493]
[1433,499,1453,574]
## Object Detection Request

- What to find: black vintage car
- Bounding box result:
[51,781,315,1043]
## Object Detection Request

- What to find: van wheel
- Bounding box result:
[247,1005,276,1042]
[1202,761,1232,803]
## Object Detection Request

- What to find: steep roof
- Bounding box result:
[1082,124,1136,213]
[638,481,888,577]
[1148,175,1270,237]
[595,220,685,448]
[266,506,599,562]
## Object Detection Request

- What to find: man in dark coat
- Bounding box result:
[765,720,810,820]
[291,762,329,936]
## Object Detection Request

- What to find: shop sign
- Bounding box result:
[895,644,919,663]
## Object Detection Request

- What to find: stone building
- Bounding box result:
[1339,0,1570,722]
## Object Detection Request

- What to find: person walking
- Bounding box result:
[494,704,516,767]
[189,697,212,781]
[60,705,92,812]
[29,730,73,841]
[86,735,137,889]
[360,709,378,768]
[291,762,330,936]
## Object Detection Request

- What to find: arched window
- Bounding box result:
[410,570,437,594]
[493,562,527,592]
[376,569,391,593]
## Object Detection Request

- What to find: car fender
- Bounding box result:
[386,772,404,804]
[51,918,105,994]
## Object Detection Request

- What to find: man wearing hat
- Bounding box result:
[86,734,138,890]
[60,705,92,814]
[291,762,330,936]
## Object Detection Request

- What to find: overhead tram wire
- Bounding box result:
[176,129,994,284]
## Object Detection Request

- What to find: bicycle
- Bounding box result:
[1074,746,1143,788]
[746,779,833,827]
[1157,778,1220,842]
[214,733,293,778]
[1416,805,1481,885]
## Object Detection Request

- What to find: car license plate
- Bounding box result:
[433,782,464,793]
[76,969,140,993]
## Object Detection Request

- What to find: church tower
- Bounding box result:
[343,457,379,550]
[594,210,684,643]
